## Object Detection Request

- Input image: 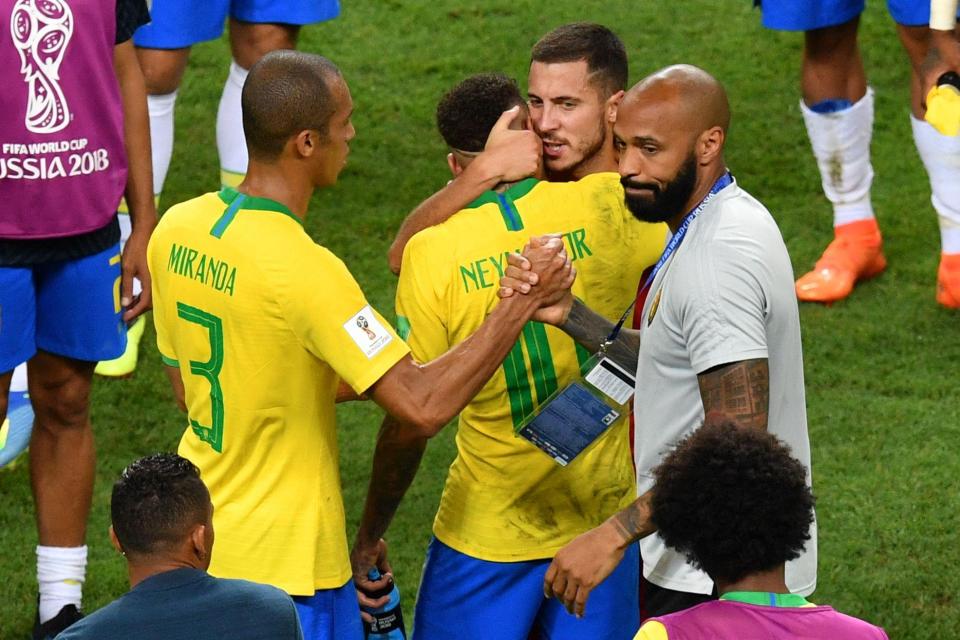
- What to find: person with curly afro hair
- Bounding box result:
[634,420,888,640]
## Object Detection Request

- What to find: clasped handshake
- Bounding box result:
[499,234,578,325]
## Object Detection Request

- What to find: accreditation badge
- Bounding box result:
[517,353,634,466]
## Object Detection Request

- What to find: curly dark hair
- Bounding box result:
[111,453,210,556]
[436,73,524,152]
[531,23,628,98]
[650,421,815,584]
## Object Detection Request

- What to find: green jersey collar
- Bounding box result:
[465,178,539,210]
[216,187,301,226]
[720,591,812,608]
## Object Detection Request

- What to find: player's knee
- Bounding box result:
[136,47,191,95]
[30,377,91,432]
[229,23,300,69]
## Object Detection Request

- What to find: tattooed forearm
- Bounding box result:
[697,359,769,430]
[561,299,641,372]
[355,414,428,547]
[609,491,655,544]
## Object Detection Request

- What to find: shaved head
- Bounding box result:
[614,65,731,227]
[242,50,344,161]
[622,64,730,141]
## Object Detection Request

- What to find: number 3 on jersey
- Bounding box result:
[176,302,226,453]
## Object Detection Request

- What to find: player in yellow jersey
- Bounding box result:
[350,74,667,640]
[148,51,573,640]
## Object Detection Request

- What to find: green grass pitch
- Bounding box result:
[2,1,959,637]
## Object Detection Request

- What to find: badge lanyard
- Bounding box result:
[600,171,733,353]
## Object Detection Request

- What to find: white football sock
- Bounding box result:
[147,91,177,198]
[216,60,249,187]
[910,114,960,255]
[37,545,87,622]
[118,210,131,245]
[10,363,28,393]
[800,88,876,227]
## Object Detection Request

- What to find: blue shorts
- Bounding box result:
[134,0,340,49]
[413,538,641,640]
[759,0,958,30]
[0,244,126,372]
[292,580,364,640]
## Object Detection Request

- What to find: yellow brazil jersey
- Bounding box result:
[397,173,667,561]
[148,187,410,595]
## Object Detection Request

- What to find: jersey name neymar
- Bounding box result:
[397,173,667,561]
[148,188,409,595]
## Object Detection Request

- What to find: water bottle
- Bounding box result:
[938,71,960,91]
[361,568,406,639]
[926,71,960,136]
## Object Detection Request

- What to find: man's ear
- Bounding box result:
[294,129,316,158]
[190,524,209,561]
[109,525,124,555]
[446,152,464,177]
[606,90,625,123]
[698,126,725,165]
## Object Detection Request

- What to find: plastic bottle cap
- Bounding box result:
[926,85,960,136]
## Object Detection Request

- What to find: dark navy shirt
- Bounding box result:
[55,568,303,640]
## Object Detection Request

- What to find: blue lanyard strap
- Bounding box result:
[602,172,733,347]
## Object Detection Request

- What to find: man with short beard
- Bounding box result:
[526,23,623,181]
[387,23,628,274]
[500,64,817,622]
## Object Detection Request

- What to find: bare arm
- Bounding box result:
[388,169,497,274]
[352,239,572,606]
[368,274,569,434]
[497,250,641,371]
[336,380,364,403]
[387,108,542,274]
[350,414,428,596]
[114,39,157,322]
[697,358,770,431]
[164,365,187,413]
[542,361,770,615]
[543,489,654,617]
[559,299,641,373]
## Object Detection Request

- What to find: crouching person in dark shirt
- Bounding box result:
[57,453,303,640]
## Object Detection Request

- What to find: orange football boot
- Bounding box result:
[795,219,887,303]
[937,254,960,309]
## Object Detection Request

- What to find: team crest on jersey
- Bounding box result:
[11,0,75,134]
[344,305,393,358]
[647,288,662,326]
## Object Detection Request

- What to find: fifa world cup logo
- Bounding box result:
[10,0,74,134]
[356,316,377,341]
